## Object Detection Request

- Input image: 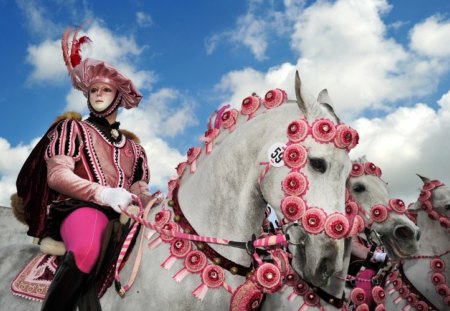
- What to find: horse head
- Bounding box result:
[260,72,358,287]
[347,160,420,259]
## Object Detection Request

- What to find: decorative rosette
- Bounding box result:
[372,286,386,304]
[161,238,192,270]
[303,291,320,307]
[406,293,418,306]
[334,124,354,149]
[288,279,309,301]
[285,273,299,287]
[311,118,336,143]
[192,265,231,301]
[160,222,179,243]
[263,88,287,109]
[283,144,308,169]
[374,305,386,311]
[281,196,306,222]
[167,178,178,198]
[346,200,360,217]
[302,207,327,235]
[350,162,365,177]
[414,301,428,310]
[350,215,366,235]
[230,280,263,311]
[173,250,207,282]
[364,162,380,176]
[324,213,350,239]
[176,161,187,176]
[187,147,202,173]
[439,216,450,228]
[241,95,261,119]
[282,172,309,196]
[255,263,282,292]
[154,210,172,228]
[421,201,433,212]
[398,285,410,298]
[419,190,431,202]
[428,210,439,220]
[389,198,406,213]
[148,221,179,249]
[430,258,445,272]
[201,128,220,154]
[221,109,238,130]
[349,128,360,150]
[286,119,309,142]
[387,271,398,283]
[355,304,370,311]
[392,277,403,290]
[432,272,446,286]
[350,287,366,305]
[436,284,450,296]
[370,205,388,223]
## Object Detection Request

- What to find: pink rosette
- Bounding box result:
[364,162,378,175]
[355,304,370,311]
[154,210,172,228]
[167,178,178,198]
[302,207,327,235]
[346,201,360,217]
[294,279,309,296]
[176,161,187,176]
[160,222,179,243]
[311,119,336,143]
[230,280,263,311]
[173,250,207,283]
[284,144,308,169]
[201,128,220,154]
[350,287,366,305]
[431,180,445,187]
[281,196,306,222]
[349,128,360,150]
[389,198,406,213]
[419,190,431,203]
[372,286,386,304]
[370,205,388,223]
[374,305,386,311]
[192,265,226,301]
[161,238,192,270]
[324,213,350,239]
[282,172,308,196]
[350,215,366,235]
[422,182,435,191]
[255,263,282,291]
[406,293,418,306]
[439,217,450,228]
[334,124,354,149]
[187,147,202,173]
[388,271,398,282]
[287,119,309,142]
[350,163,365,177]
[437,284,450,296]
[220,109,238,130]
[398,285,410,298]
[241,95,261,119]
[303,291,320,307]
[431,258,445,272]
[415,301,429,311]
[421,201,433,212]
[285,273,299,287]
[393,278,403,290]
[263,88,287,109]
[428,210,439,220]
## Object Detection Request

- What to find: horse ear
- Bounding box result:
[295,70,308,115]
[317,89,332,106]
[416,174,430,184]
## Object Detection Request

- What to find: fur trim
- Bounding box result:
[35,237,66,256]
[10,193,27,225]
[121,128,140,144]
[52,111,82,125]
[120,204,140,225]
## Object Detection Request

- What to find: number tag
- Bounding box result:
[268,143,286,167]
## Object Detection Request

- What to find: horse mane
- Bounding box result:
[352,155,368,163]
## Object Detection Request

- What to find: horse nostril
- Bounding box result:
[394,225,415,240]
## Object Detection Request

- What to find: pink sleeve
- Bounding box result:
[46,155,105,205]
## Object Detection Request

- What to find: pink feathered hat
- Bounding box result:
[61,27,142,109]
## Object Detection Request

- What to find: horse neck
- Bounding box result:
[416,209,450,254]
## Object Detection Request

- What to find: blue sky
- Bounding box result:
[1,0,450,206]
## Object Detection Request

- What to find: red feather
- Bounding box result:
[70,35,92,67]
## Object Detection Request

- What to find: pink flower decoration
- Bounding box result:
[371,205,388,223]
[184,250,207,273]
[202,265,224,288]
[398,285,410,298]
[406,293,418,306]
[160,222,179,243]
[230,281,263,311]
[349,128,360,150]
[355,304,370,311]
[372,286,386,304]
[439,217,450,228]
[415,301,429,311]
[311,119,336,143]
[281,196,306,222]
[324,213,350,239]
[285,273,299,287]
[388,271,398,282]
[241,95,261,118]
[283,144,308,168]
[419,190,431,202]
[334,125,354,149]
[346,200,360,217]
[303,291,320,306]
[221,109,238,130]
[263,88,287,109]
[282,172,308,196]
[389,198,406,213]
[187,147,202,173]
[430,258,445,272]
[364,162,378,175]
[170,238,192,258]
[201,128,220,154]
[293,279,309,295]
[428,211,439,220]
[286,119,308,142]
[351,163,365,177]
[350,215,366,235]
[302,207,326,234]
[423,182,435,191]
[176,162,187,176]
[255,263,282,291]
[436,284,450,297]
[154,210,172,228]
[393,278,403,290]
[350,287,366,305]
[421,201,433,212]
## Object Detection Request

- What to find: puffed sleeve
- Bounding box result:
[45,119,104,204]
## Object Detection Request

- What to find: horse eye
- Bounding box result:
[309,158,327,173]
[445,204,450,210]
[353,183,366,193]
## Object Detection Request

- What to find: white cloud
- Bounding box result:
[136,11,154,28]
[26,40,67,83]
[410,15,450,58]
[16,0,60,38]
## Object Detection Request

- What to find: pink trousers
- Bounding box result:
[60,207,109,273]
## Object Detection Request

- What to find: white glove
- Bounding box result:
[100,187,133,213]
[372,251,387,262]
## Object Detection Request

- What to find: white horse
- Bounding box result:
[0,72,356,310]
[262,159,420,310]
[384,175,450,311]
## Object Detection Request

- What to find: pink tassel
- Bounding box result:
[190,161,197,173]
[192,283,209,301]
[402,305,411,311]
[148,237,162,250]
[205,143,212,154]
[394,296,402,305]
[388,288,396,295]
[161,255,177,270]
[173,268,190,283]
[288,291,298,302]
[146,230,156,240]
[299,303,308,311]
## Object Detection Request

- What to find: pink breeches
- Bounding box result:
[60,207,109,273]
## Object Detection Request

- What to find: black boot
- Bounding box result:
[41,251,88,311]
